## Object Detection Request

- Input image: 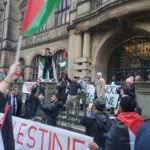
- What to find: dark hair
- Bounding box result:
[93,100,105,111]
[52,93,58,98]
[45,48,50,51]
[11,89,16,92]
[73,76,78,79]
[120,96,136,112]
[120,85,130,95]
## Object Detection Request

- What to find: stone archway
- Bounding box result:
[92,22,150,81]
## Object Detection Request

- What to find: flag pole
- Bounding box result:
[15,35,23,62]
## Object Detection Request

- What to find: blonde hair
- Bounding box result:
[97,72,102,77]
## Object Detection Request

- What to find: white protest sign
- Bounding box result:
[22,82,35,94]
[105,85,121,108]
[87,84,95,103]
[0,114,93,150]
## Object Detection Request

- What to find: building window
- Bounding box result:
[0,15,3,47]
[107,36,150,81]
[54,50,68,78]
[31,54,42,81]
[19,57,25,67]
[19,57,25,79]
[55,0,70,26]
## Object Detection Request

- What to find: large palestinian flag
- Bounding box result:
[21,0,61,36]
[0,104,15,150]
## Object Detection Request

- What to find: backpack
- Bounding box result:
[91,113,112,148]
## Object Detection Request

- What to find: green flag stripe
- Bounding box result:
[23,0,61,36]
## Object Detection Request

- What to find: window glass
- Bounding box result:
[55,0,70,26]
[31,55,42,81]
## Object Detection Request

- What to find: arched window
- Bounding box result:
[19,57,25,67]
[54,50,68,78]
[19,57,25,79]
[108,36,150,81]
[31,54,42,81]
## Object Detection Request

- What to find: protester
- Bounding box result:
[95,72,105,98]
[109,75,120,85]
[25,94,32,119]
[114,85,130,115]
[125,77,135,99]
[0,62,21,150]
[81,99,112,148]
[89,96,143,150]
[135,75,142,82]
[39,93,59,126]
[147,74,150,82]
[78,76,87,113]
[65,73,82,118]
[135,120,150,150]
[9,89,22,116]
[30,79,45,119]
[57,77,67,104]
[42,48,53,80]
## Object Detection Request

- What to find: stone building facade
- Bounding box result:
[0,0,150,82]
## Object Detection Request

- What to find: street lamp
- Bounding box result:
[1,0,7,49]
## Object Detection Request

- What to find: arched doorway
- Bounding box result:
[107,36,150,81]
[53,49,68,78]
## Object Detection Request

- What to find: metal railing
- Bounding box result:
[108,67,150,82]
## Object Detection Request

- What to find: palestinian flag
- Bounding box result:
[21,0,61,36]
[38,57,49,80]
[117,112,143,150]
[15,72,23,82]
[0,103,15,150]
[59,50,68,68]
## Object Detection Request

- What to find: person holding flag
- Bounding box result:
[0,62,21,150]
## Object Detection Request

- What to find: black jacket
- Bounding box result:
[30,85,45,98]
[0,92,15,150]
[0,92,7,112]
[39,100,59,126]
[81,112,112,148]
[41,55,52,67]
[135,120,150,150]
[103,112,143,150]
[57,80,67,100]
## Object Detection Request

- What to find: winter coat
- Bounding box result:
[57,80,67,100]
[81,112,112,148]
[39,100,59,126]
[135,120,150,150]
[104,112,143,150]
[30,85,45,98]
[95,78,105,97]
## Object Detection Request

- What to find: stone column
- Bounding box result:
[83,32,91,57]
[75,33,82,58]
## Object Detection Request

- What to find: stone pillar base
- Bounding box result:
[74,57,91,78]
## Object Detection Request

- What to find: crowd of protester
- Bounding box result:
[0,62,150,150]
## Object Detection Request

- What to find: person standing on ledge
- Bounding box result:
[42,48,54,80]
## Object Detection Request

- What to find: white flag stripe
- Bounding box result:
[38,61,44,80]
[0,132,4,150]
[52,59,58,83]
[128,128,136,150]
